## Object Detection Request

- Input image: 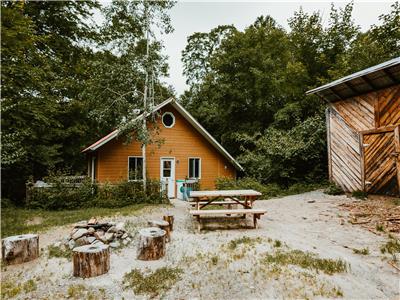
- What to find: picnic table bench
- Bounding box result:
[189,189,266,231]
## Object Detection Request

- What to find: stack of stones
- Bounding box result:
[66,218,131,249]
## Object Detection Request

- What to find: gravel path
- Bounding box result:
[2,191,399,299]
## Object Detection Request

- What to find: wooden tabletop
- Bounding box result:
[189,189,262,198]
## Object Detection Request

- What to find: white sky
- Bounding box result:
[159,1,395,96]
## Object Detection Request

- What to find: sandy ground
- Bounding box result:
[2,191,399,299]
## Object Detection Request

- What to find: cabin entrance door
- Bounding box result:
[160,158,175,198]
[363,126,400,196]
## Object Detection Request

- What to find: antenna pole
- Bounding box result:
[142,3,150,192]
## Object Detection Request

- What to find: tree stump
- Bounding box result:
[73,244,110,278]
[137,227,166,260]
[163,214,174,231]
[2,234,39,265]
[148,220,171,242]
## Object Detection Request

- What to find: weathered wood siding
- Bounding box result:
[363,130,399,195]
[332,94,375,131]
[95,104,236,191]
[328,108,362,192]
[375,85,400,127]
[328,84,400,195]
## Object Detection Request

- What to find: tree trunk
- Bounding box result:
[2,234,39,265]
[148,220,171,242]
[163,214,174,231]
[73,244,110,278]
[137,227,166,260]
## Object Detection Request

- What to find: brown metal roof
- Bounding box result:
[306,57,400,102]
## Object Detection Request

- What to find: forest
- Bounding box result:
[2,1,400,204]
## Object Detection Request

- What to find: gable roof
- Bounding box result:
[306,57,400,102]
[82,98,244,171]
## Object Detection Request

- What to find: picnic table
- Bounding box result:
[189,189,266,231]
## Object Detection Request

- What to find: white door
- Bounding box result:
[160,158,175,198]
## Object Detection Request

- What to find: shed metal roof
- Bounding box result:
[306,57,400,102]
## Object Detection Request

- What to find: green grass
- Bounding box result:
[352,247,369,255]
[351,190,368,200]
[263,249,348,275]
[47,244,72,259]
[1,279,37,299]
[380,238,400,260]
[123,267,182,297]
[227,236,262,250]
[323,183,344,195]
[1,203,167,238]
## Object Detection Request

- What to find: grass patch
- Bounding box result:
[380,238,400,261]
[1,279,37,298]
[227,236,262,250]
[123,267,182,297]
[351,190,368,200]
[263,249,348,275]
[1,203,167,238]
[47,244,72,259]
[323,183,344,195]
[352,247,369,255]
[273,240,282,248]
[376,223,385,232]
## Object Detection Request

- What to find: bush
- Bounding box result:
[351,190,368,200]
[324,183,345,195]
[28,175,168,210]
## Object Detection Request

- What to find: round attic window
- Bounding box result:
[162,112,175,128]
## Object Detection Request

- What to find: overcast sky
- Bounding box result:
[157,1,394,96]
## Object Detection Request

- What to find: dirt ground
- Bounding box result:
[1,191,399,299]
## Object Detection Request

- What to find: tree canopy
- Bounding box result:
[181,2,400,185]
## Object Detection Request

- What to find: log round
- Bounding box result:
[163,214,174,231]
[73,244,110,278]
[2,234,39,265]
[137,227,166,260]
[148,220,171,242]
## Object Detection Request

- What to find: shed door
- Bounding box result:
[363,127,400,196]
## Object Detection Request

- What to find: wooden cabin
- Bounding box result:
[307,57,400,196]
[82,98,242,198]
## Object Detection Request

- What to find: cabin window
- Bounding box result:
[128,156,143,181]
[162,112,175,128]
[188,158,201,179]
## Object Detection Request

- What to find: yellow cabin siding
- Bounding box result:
[95,104,236,191]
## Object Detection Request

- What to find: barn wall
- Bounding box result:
[328,108,363,192]
[332,93,375,131]
[95,104,236,191]
[375,85,400,127]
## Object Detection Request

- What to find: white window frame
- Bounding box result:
[188,157,201,179]
[128,156,144,181]
[162,112,175,128]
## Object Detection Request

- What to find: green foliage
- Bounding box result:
[182,3,400,186]
[324,183,345,195]
[351,190,368,200]
[123,267,182,297]
[1,279,37,299]
[28,175,168,210]
[264,249,348,275]
[380,238,400,261]
[1,1,175,204]
[216,177,326,199]
[227,236,262,250]
[47,245,72,259]
[352,247,369,255]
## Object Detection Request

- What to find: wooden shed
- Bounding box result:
[307,57,400,196]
